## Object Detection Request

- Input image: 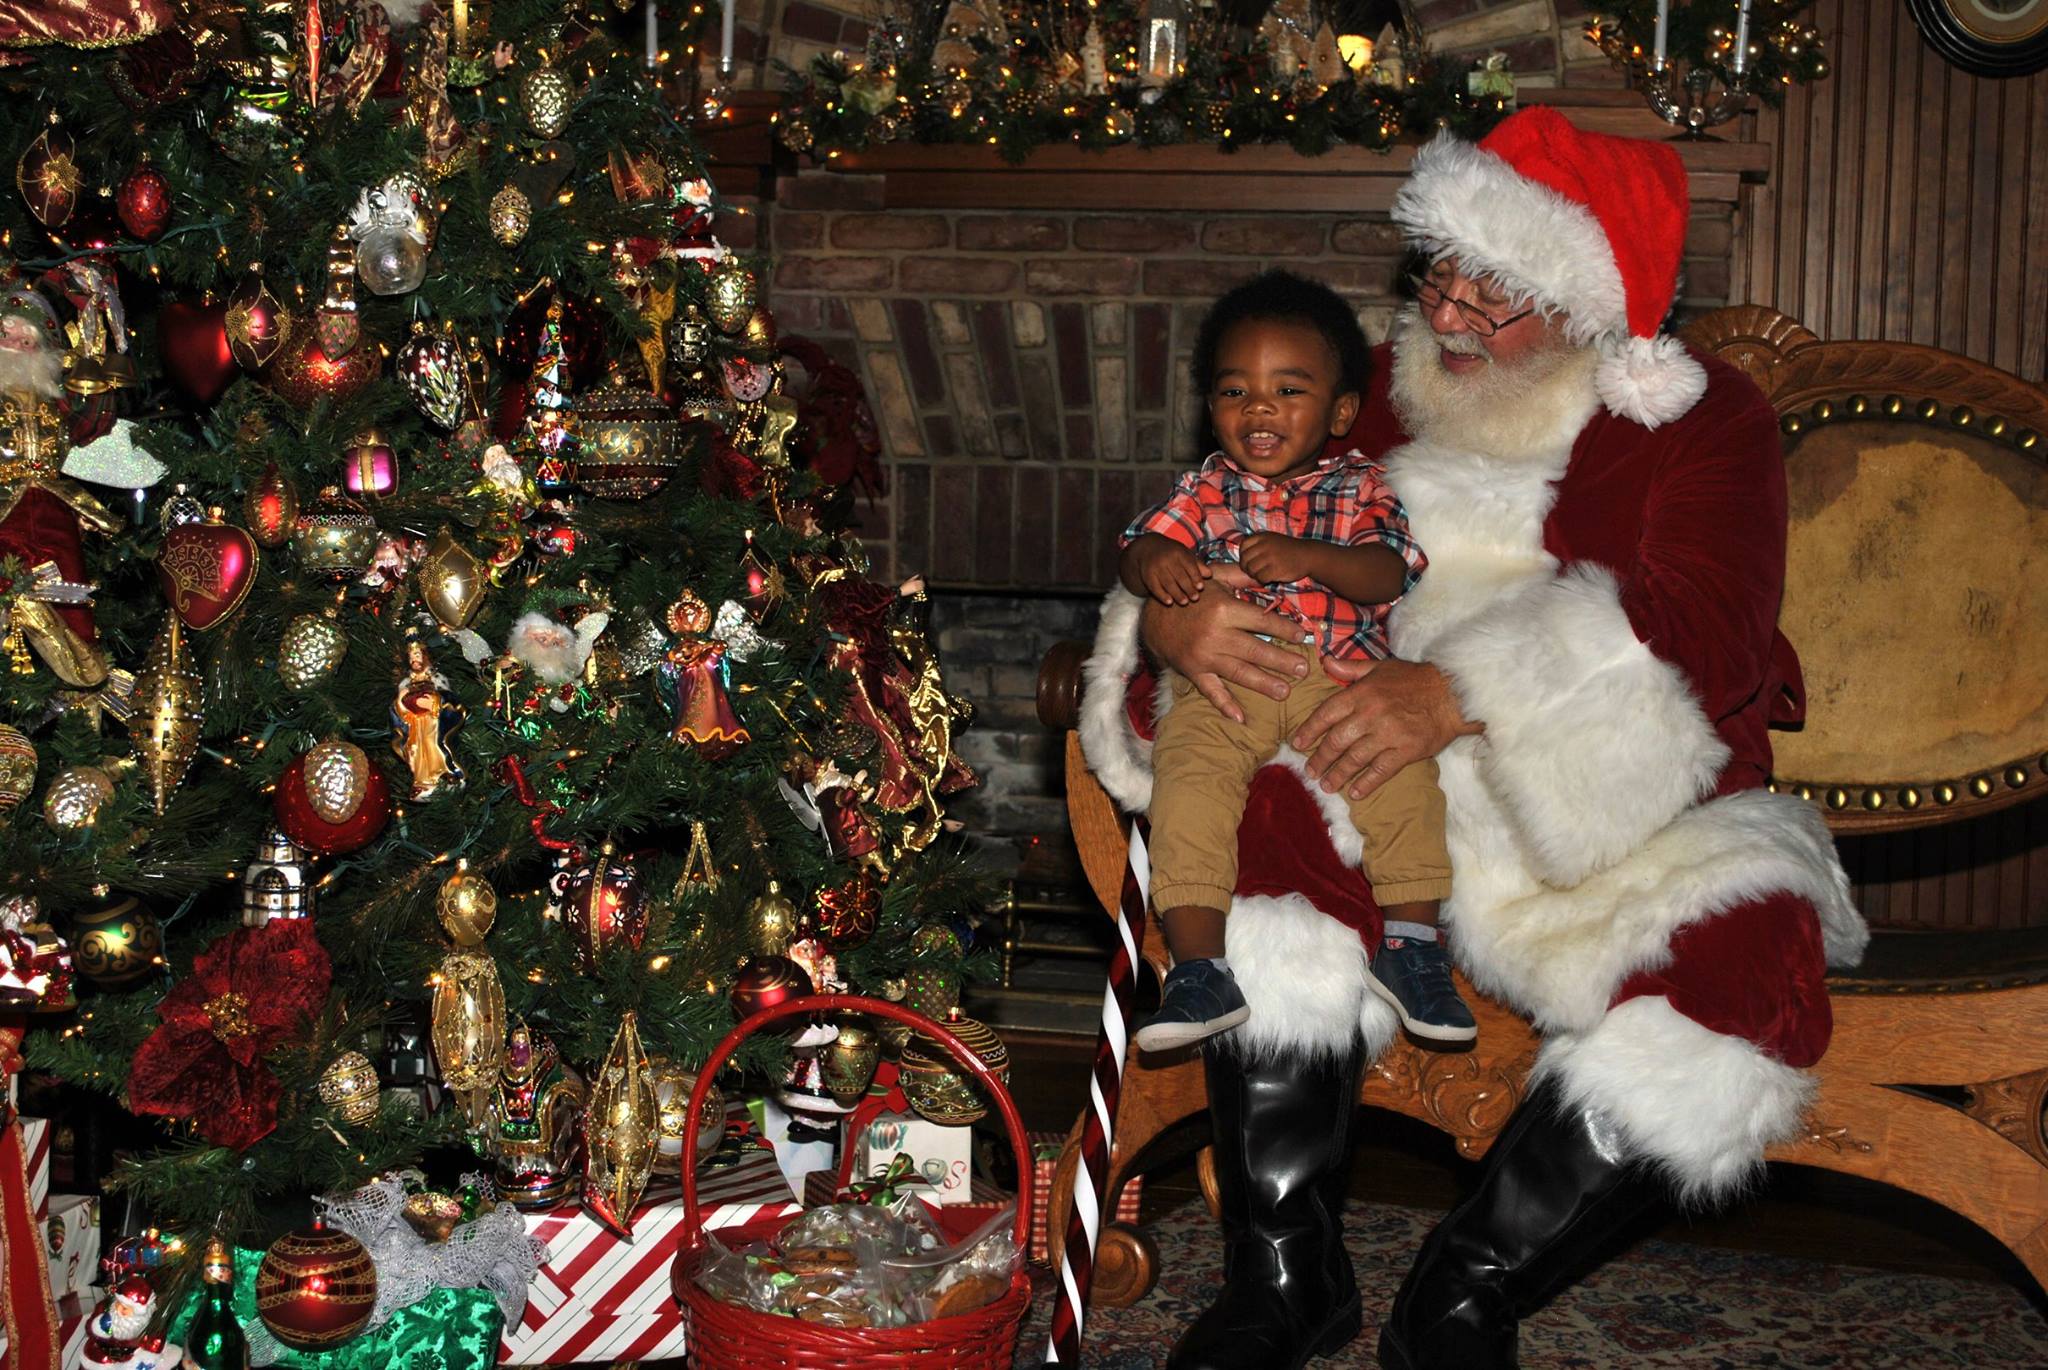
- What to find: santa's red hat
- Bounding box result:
[1391,105,1708,428]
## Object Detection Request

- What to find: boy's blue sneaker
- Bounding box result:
[1368,936,1478,1049]
[1135,957,1251,1053]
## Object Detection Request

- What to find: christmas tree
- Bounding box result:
[0,0,987,1267]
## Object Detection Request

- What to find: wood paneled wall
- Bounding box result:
[1736,0,2048,382]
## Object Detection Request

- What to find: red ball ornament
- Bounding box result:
[157,509,259,632]
[562,843,647,970]
[275,740,392,855]
[729,955,813,1023]
[255,1219,377,1351]
[115,158,172,240]
[269,326,378,409]
[813,871,880,950]
[158,298,236,406]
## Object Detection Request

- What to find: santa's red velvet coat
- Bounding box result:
[1082,340,1865,1201]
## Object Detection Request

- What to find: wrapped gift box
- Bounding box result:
[0,1289,94,1370]
[1028,1131,1143,1265]
[42,1192,99,1299]
[846,1111,974,1204]
[496,1126,802,1365]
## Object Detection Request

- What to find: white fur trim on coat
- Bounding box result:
[1222,893,1399,1063]
[1078,588,1155,812]
[1597,334,1710,430]
[1392,132,1627,344]
[1534,996,1814,1204]
[1429,564,1731,890]
[1447,787,1866,1037]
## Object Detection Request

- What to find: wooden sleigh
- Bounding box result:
[1034,305,2048,1308]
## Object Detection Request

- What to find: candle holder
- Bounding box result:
[1635,55,1752,135]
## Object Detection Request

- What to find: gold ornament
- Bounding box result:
[418,528,487,629]
[705,257,757,334]
[130,617,204,815]
[42,763,114,832]
[649,1056,724,1175]
[898,1009,1009,1126]
[279,608,348,691]
[1105,107,1136,141]
[744,880,799,957]
[488,182,531,246]
[672,818,720,896]
[432,948,506,1123]
[520,63,574,138]
[571,376,682,500]
[583,1012,658,1236]
[778,115,813,153]
[303,739,371,824]
[0,723,35,812]
[905,924,962,1020]
[71,888,162,989]
[436,862,497,946]
[741,307,777,359]
[319,1049,380,1125]
[292,487,379,581]
[820,1016,882,1106]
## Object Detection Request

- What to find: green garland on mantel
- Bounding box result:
[776,8,1511,166]
[775,1,1832,166]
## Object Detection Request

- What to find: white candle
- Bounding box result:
[645,0,658,68]
[1651,0,1670,69]
[719,0,736,75]
[1731,0,1752,75]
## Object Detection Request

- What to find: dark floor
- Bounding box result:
[999,1029,2041,1292]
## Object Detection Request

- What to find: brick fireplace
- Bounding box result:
[709,93,1768,870]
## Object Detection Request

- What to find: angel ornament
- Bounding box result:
[391,638,465,801]
[655,590,748,759]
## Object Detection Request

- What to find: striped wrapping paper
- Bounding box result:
[22,1115,49,1220]
[0,1289,94,1370]
[496,1136,802,1364]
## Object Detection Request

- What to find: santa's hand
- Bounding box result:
[1139,568,1308,724]
[1292,656,1479,799]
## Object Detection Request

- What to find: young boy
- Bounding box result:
[1120,270,1473,1053]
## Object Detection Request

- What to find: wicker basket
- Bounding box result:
[670,994,1034,1369]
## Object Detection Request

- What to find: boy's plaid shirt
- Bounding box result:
[1120,449,1425,661]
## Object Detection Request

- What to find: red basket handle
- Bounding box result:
[677,994,1032,1255]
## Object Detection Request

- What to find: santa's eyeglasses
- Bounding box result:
[1408,275,1538,337]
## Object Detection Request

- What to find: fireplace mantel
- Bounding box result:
[807,92,1769,214]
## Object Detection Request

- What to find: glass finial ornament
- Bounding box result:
[583,1011,658,1236]
[129,617,204,815]
[242,828,314,926]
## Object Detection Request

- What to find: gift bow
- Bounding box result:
[840,1152,932,1207]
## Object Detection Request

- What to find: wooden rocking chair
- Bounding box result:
[1034,305,2048,1308]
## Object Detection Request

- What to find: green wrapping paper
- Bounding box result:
[168,1248,504,1370]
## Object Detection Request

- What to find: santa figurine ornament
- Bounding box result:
[80,1275,183,1370]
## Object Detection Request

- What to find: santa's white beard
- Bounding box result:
[1387,308,1599,460]
[0,342,64,399]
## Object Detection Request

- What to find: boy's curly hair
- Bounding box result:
[1190,269,1372,399]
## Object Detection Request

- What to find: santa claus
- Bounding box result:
[1080,106,1866,1369]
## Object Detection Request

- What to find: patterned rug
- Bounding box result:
[1013,1198,2048,1367]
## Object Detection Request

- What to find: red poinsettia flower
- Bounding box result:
[127,920,331,1152]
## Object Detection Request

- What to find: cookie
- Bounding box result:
[931,1273,1007,1318]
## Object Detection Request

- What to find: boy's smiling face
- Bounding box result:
[1208,317,1360,482]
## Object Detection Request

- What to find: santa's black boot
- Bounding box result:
[1166,1042,1366,1370]
[1376,1078,1667,1370]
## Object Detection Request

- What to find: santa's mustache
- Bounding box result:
[1436,333,1488,358]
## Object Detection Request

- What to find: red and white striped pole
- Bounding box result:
[1045,822,1147,1364]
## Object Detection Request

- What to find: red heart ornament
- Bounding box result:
[157,511,259,631]
[158,299,236,406]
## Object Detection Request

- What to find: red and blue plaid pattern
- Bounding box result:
[1120,449,1425,660]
